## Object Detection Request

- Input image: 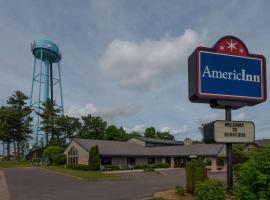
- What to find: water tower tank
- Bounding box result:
[30,39,64,145]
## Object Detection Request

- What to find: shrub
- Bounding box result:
[53,154,66,166]
[156,163,170,168]
[134,164,149,169]
[233,147,270,200]
[232,144,249,165]
[43,146,66,166]
[134,163,170,169]
[144,168,156,172]
[217,157,225,166]
[204,159,212,166]
[185,159,208,194]
[195,179,225,200]
[66,164,89,171]
[175,184,185,196]
[88,145,100,171]
[148,197,166,200]
[103,165,120,171]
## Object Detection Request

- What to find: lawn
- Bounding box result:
[43,166,121,180]
[0,160,31,168]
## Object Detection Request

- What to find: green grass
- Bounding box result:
[144,168,160,174]
[0,160,31,168]
[44,166,121,180]
[148,197,166,200]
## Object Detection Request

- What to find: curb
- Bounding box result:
[0,171,11,200]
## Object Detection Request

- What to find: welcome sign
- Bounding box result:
[203,120,255,143]
[189,36,266,107]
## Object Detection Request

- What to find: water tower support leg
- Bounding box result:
[36,50,43,145]
[57,62,64,114]
[30,58,36,106]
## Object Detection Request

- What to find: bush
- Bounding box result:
[217,157,225,166]
[148,198,166,200]
[175,184,185,196]
[43,146,66,166]
[205,159,212,166]
[144,168,156,172]
[233,147,270,200]
[134,163,170,169]
[185,159,208,194]
[195,179,225,200]
[103,165,120,171]
[156,163,170,168]
[134,164,149,169]
[66,164,89,171]
[88,145,101,171]
[232,144,249,165]
[53,154,66,166]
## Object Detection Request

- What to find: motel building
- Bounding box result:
[244,139,270,152]
[64,137,226,170]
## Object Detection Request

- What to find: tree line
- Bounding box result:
[0,90,175,160]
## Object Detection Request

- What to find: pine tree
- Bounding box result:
[6,91,32,160]
[39,99,61,146]
[88,145,100,171]
[0,107,15,160]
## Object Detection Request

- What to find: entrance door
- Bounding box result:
[174,157,186,168]
[165,157,171,165]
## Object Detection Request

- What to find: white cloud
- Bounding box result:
[99,29,205,89]
[233,112,246,121]
[124,125,145,133]
[131,125,145,133]
[198,112,246,124]
[160,125,189,136]
[124,124,189,136]
[198,113,221,124]
[67,103,141,120]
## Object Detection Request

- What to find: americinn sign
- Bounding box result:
[188,36,267,189]
[188,36,266,107]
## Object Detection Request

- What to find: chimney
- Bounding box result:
[184,138,192,145]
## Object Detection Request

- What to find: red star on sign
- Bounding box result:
[216,38,247,56]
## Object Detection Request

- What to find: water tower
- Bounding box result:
[30,39,64,145]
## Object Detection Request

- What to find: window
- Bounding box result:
[67,147,78,165]
[148,157,155,165]
[146,143,163,147]
[101,157,112,165]
[127,157,136,165]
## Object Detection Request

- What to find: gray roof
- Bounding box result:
[255,139,270,147]
[72,138,224,157]
[133,137,184,145]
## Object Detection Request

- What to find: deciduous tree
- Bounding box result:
[55,115,81,143]
[157,131,175,140]
[144,127,156,138]
[105,125,128,141]
[78,115,107,140]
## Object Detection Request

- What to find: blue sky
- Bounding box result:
[0,0,270,141]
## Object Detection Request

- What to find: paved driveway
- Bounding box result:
[4,167,226,200]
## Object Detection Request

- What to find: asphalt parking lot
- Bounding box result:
[3,167,226,200]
